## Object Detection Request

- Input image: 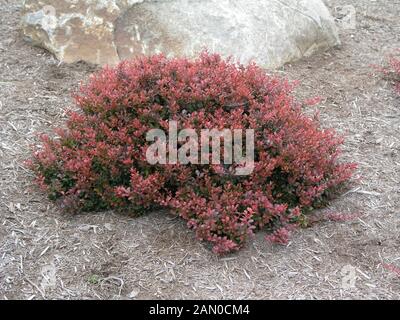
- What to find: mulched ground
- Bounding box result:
[0,0,399,299]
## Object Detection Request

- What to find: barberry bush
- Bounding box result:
[27,52,356,254]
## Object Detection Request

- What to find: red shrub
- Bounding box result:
[28,52,356,254]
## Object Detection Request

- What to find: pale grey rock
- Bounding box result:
[21,0,340,68]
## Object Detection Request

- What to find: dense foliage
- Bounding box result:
[28,53,356,254]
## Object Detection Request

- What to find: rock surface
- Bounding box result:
[21,0,340,68]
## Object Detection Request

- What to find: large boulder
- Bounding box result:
[21,0,340,68]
